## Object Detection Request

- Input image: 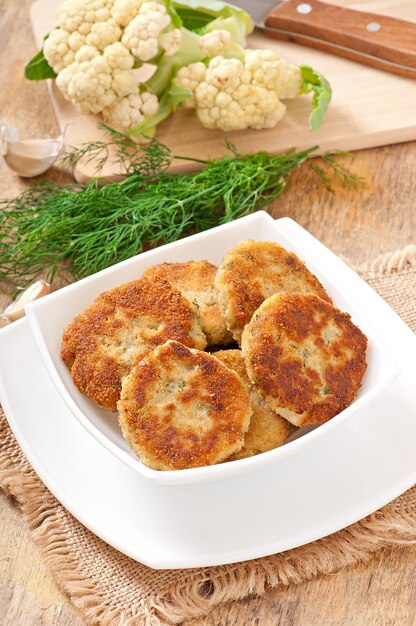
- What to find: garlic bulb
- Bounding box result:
[1,121,63,178]
[1,280,51,322]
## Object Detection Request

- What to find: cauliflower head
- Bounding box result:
[28,1,331,137]
[44,0,120,73]
[56,45,137,114]
[176,55,289,131]
[102,91,159,131]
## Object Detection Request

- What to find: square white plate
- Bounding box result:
[1,216,415,568]
[25,213,400,485]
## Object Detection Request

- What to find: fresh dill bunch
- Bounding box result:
[0,138,365,289]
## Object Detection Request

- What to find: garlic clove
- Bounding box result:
[2,280,51,322]
[1,121,64,178]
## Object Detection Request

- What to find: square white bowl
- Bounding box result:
[26,212,399,485]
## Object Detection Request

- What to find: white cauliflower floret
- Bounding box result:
[160,28,182,56]
[86,18,122,50]
[274,58,303,99]
[68,31,87,52]
[102,91,159,131]
[175,50,301,132]
[58,0,114,36]
[176,62,206,108]
[245,49,302,99]
[103,42,134,69]
[186,56,287,131]
[56,53,137,114]
[75,45,100,63]
[111,0,148,27]
[198,30,232,58]
[112,69,138,97]
[43,29,75,73]
[121,2,170,62]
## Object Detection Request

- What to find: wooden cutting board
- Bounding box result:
[30,0,416,180]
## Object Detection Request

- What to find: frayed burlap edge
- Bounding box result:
[1,245,415,626]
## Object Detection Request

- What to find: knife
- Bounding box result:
[232,0,416,78]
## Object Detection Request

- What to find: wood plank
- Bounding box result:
[29,0,416,181]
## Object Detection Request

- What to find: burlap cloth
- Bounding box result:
[1,245,415,626]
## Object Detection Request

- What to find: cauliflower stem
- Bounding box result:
[129,82,193,135]
[145,26,204,97]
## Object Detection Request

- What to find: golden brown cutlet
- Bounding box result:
[143,260,233,346]
[61,277,206,411]
[215,239,331,344]
[214,349,295,460]
[117,340,252,470]
[242,292,368,426]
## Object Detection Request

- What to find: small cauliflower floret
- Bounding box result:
[112,69,138,97]
[75,44,100,63]
[43,28,75,73]
[102,91,159,131]
[56,53,137,114]
[111,0,147,27]
[160,28,182,57]
[245,49,302,99]
[198,30,232,58]
[121,2,171,62]
[176,62,207,108]
[68,31,87,52]
[103,42,134,69]
[58,0,114,36]
[274,58,303,100]
[86,18,122,50]
[192,56,286,131]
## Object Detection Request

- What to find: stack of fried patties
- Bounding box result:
[61,240,368,471]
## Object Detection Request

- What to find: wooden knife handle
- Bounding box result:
[265,0,416,78]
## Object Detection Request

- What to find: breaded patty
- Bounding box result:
[142,260,233,345]
[241,293,368,427]
[215,240,331,343]
[215,350,294,460]
[118,341,252,470]
[61,277,206,412]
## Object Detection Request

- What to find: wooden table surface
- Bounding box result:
[1,2,415,625]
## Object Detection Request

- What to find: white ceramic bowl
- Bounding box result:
[26,212,399,485]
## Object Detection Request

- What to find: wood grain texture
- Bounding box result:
[266,0,416,78]
[29,0,416,181]
[0,1,415,625]
[185,546,416,626]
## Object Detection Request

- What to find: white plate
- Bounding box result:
[25,213,399,485]
[1,253,416,568]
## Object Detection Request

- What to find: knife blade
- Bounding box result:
[232,0,416,78]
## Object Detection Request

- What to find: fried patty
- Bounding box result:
[215,240,331,343]
[142,260,233,346]
[61,277,206,412]
[215,350,295,460]
[241,293,368,426]
[118,341,252,470]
